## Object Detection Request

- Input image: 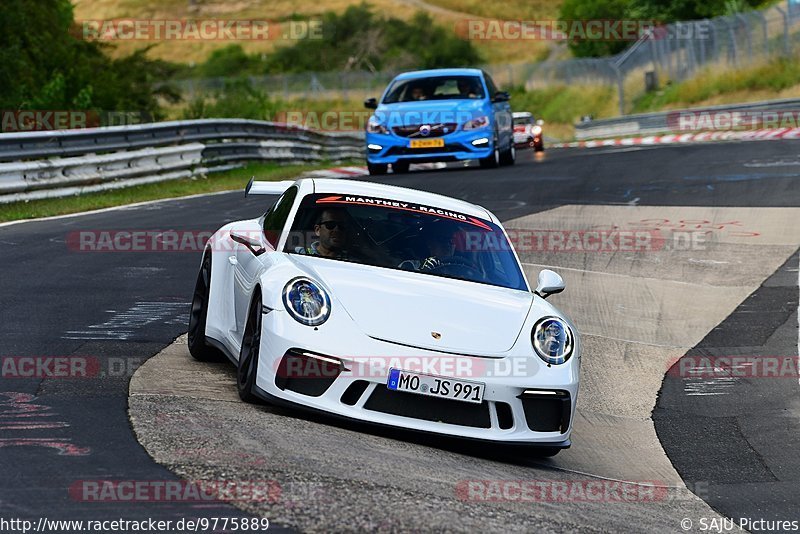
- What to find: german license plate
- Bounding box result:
[387,368,484,404]
[409,138,445,149]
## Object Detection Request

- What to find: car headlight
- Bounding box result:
[532,317,574,365]
[463,115,489,130]
[367,119,388,134]
[532,125,542,135]
[282,277,331,326]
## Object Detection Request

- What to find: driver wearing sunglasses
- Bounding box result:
[300,208,351,259]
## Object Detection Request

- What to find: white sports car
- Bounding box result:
[188,178,580,455]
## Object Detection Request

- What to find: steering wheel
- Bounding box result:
[421,255,483,279]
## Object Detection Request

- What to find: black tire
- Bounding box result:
[500,141,516,166]
[531,447,561,458]
[367,162,388,175]
[479,139,500,168]
[188,253,225,362]
[237,292,263,403]
[392,161,410,174]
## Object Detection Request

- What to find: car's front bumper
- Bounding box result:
[254,310,580,446]
[366,129,494,165]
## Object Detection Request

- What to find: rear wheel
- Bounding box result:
[367,162,388,175]
[500,141,516,166]
[237,292,263,403]
[188,253,224,362]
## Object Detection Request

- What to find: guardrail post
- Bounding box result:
[736,14,754,62]
[697,21,706,65]
[611,62,625,116]
[664,35,674,80]
[721,18,738,66]
[776,6,790,56]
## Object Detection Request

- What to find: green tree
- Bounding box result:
[0,0,173,117]
[263,3,480,73]
[626,0,771,21]
[559,0,631,58]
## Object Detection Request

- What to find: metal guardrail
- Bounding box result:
[574,97,800,139]
[0,119,364,203]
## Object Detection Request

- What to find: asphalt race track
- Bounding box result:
[1,142,798,532]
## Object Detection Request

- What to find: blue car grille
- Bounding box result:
[392,123,459,138]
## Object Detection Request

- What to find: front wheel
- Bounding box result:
[188,253,224,362]
[237,292,263,403]
[478,142,500,169]
[392,161,410,174]
[367,162,388,175]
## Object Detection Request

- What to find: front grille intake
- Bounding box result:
[274,349,343,397]
[364,385,491,428]
[518,390,571,433]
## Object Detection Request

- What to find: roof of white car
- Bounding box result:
[306,178,494,221]
[512,111,533,118]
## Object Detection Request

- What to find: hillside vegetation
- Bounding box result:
[72,0,563,65]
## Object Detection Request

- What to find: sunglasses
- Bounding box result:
[317,220,347,230]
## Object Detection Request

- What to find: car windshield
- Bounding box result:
[513,116,532,126]
[284,193,528,291]
[382,75,485,103]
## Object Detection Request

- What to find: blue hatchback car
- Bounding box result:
[363,68,515,175]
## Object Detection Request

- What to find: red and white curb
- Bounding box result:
[552,128,800,149]
[302,166,369,179]
[302,162,447,179]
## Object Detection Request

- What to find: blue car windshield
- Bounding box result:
[284,193,528,291]
[383,76,485,103]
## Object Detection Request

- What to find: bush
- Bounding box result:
[199,45,263,78]
[182,80,280,121]
[192,3,481,76]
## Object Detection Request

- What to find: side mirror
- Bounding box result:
[535,269,565,299]
[364,98,378,109]
[492,91,510,102]
[536,119,544,126]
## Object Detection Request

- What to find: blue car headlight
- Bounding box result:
[463,115,489,130]
[532,317,574,365]
[367,118,388,134]
[282,277,331,326]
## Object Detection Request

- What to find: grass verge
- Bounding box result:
[0,161,347,224]
[509,84,618,140]
[632,57,800,113]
